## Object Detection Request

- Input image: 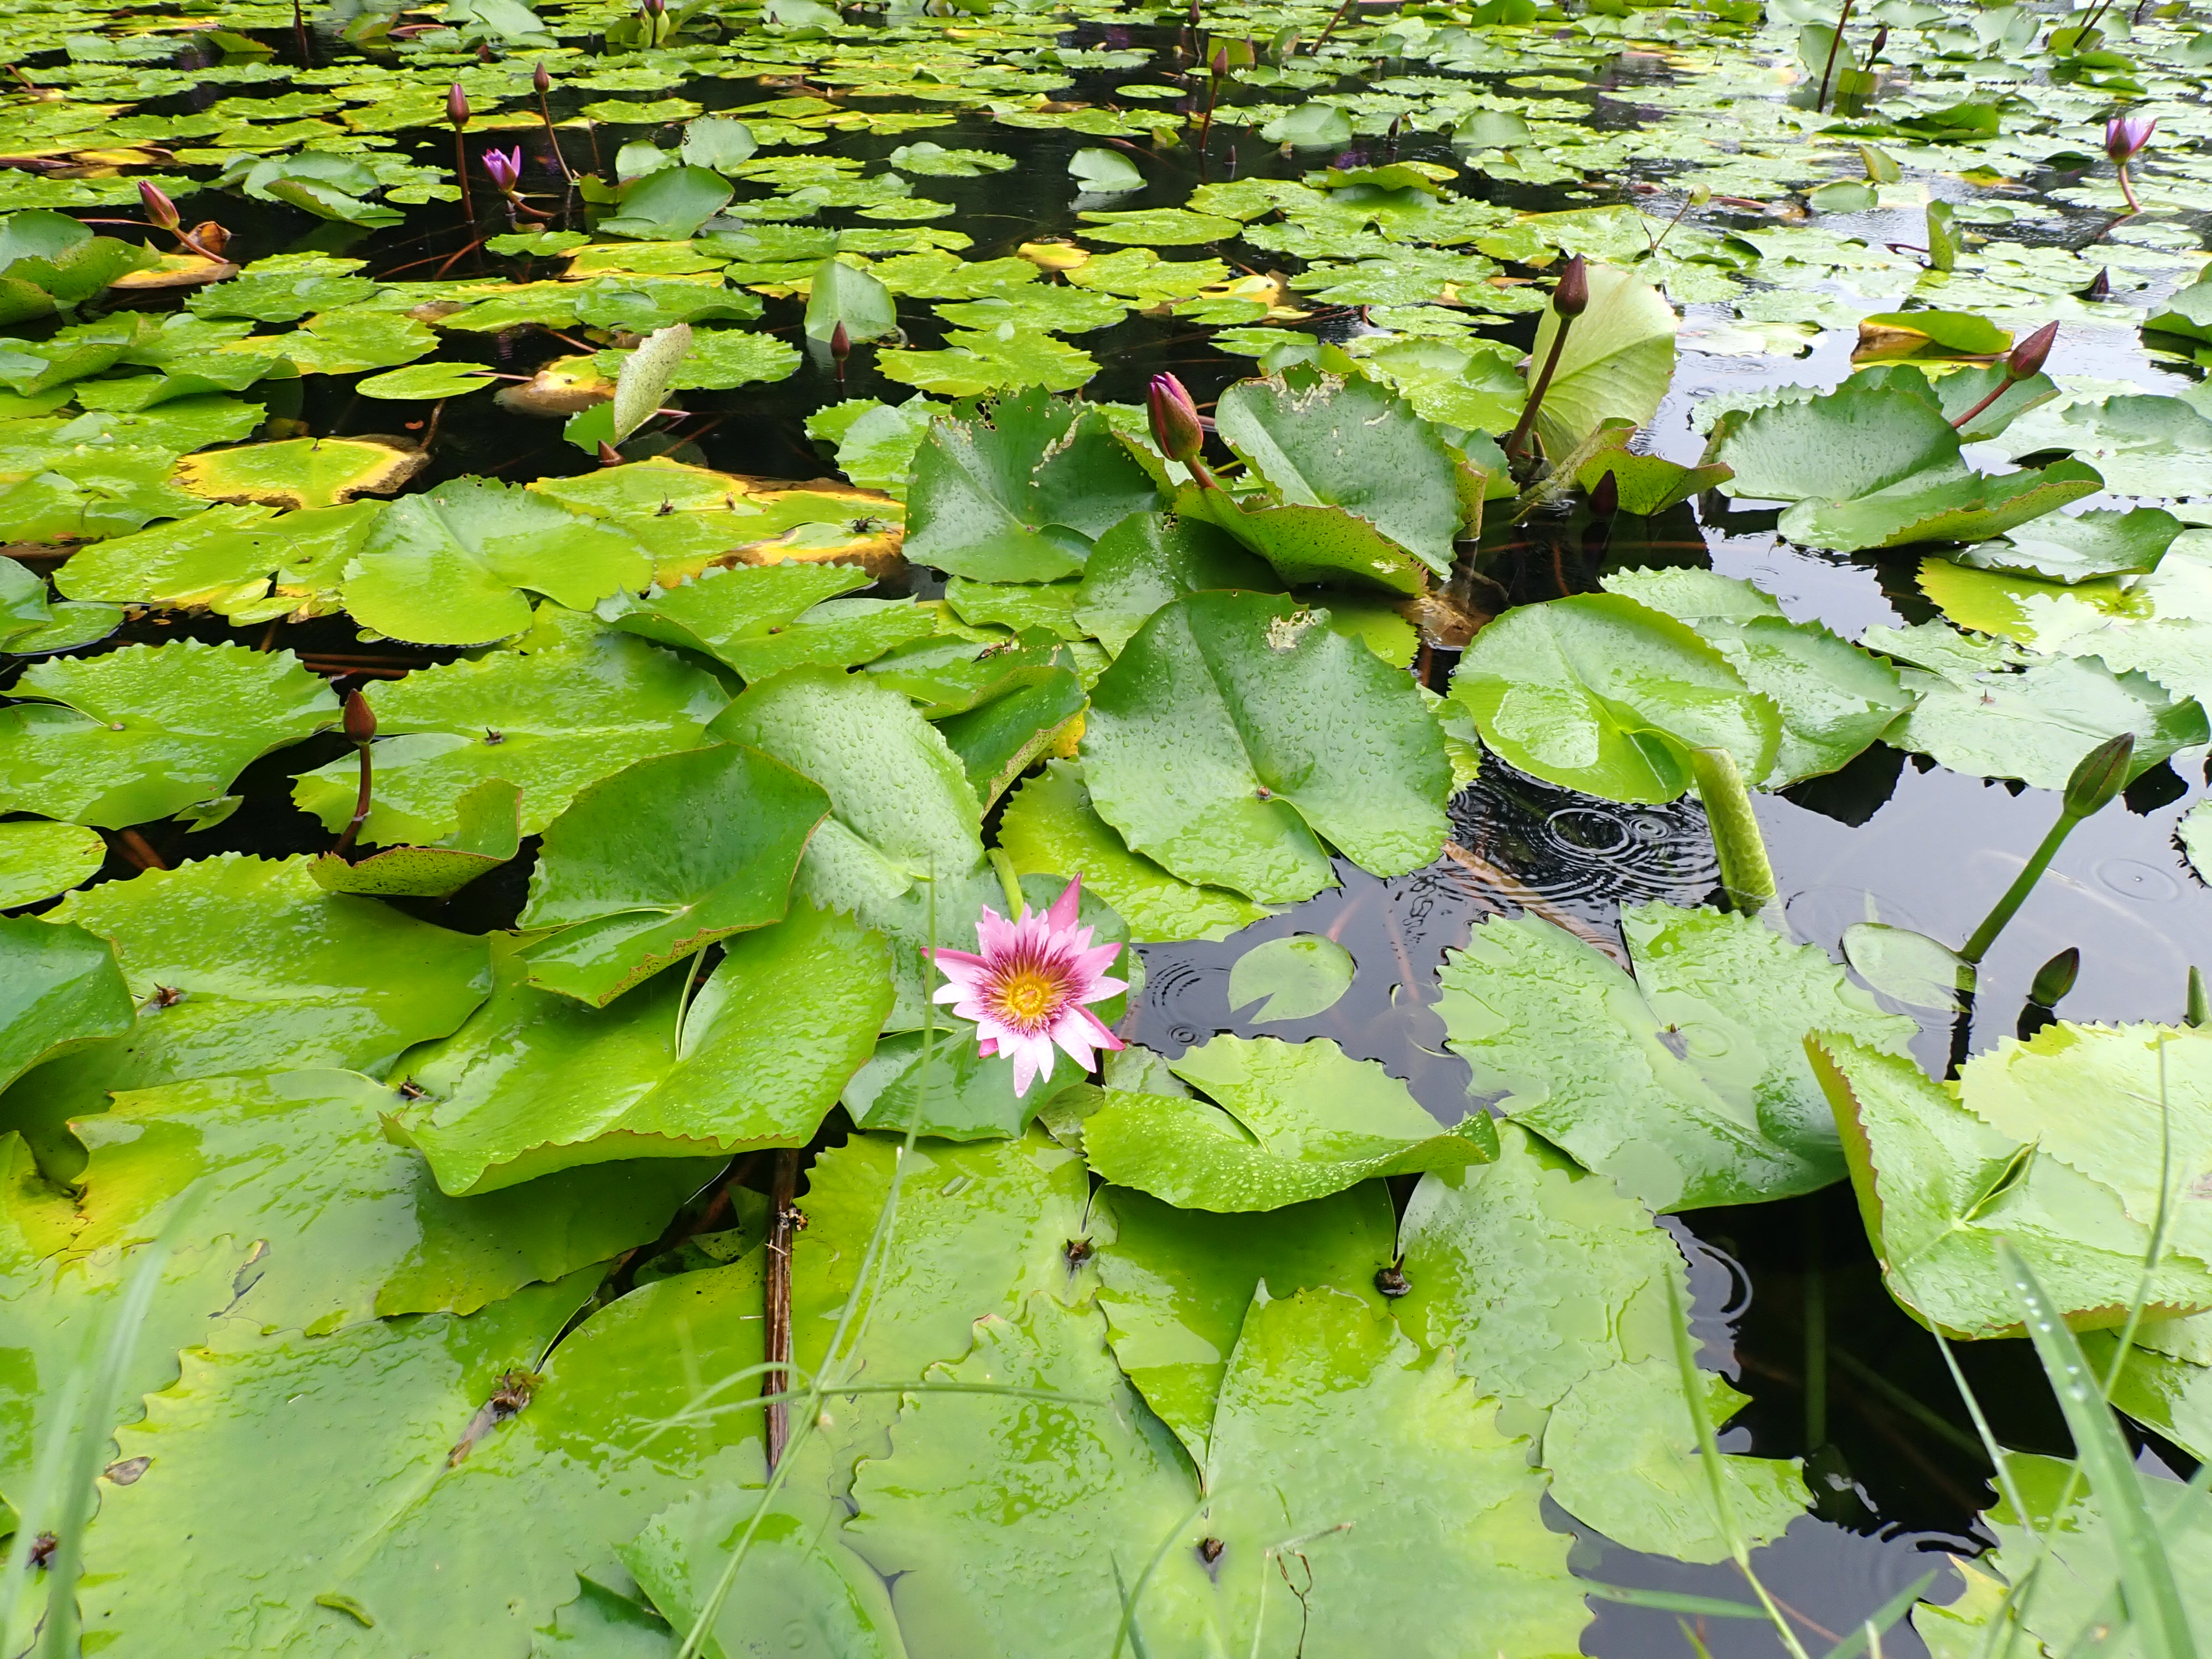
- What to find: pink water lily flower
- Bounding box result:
[928,876,1126,1098]
[483,147,524,195]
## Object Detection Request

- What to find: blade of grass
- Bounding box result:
[1996,1237,2197,1659]
[1819,1569,1939,1659]
[1663,1273,1815,1659]
[1111,1493,1214,1659]
[1582,1583,1768,1620]
[29,1181,207,1659]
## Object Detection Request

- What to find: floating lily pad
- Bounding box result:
[0,641,336,828]
[394,904,889,1192]
[173,435,425,511]
[293,613,727,846]
[54,500,381,622]
[902,387,1159,582]
[1894,655,2207,791]
[1811,1034,2212,1338]
[1083,591,1451,905]
[515,744,832,1006]
[1438,901,1916,1211]
[0,821,106,909]
[1448,592,1778,806]
[998,760,1269,943]
[341,477,652,646]
[1225,932,1354,1022]
[3,854,489,1152]
[1070,509,1276,654]
[1072,1034,1496,1212]
[309,778,521,899]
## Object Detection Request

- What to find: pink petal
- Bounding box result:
[1071,1003,1126,1050]
[1047,875,1083,933]
[1076,975,1127,1006]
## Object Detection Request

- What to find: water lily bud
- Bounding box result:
[2005,320,2057,382]
[447,83,470,128]
[830,320,851,361]
[342,690,377,745]
[1147,373,1204,465]
[2062,731,2133,819]
[2028,946,2079,1008]
[1588,466,1618,519]
[644,0,666,16]
[1209,44,1228,75]
[2105,112,2154,164]
[534,61,551,95]
[1552,253,1589,319]
[1867,24,1888,58]
[137,179,179,231]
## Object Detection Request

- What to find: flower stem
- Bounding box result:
[1949,379,2010,431]
[1814,0,1854,112]
[2117,160,2140,213]
[537,93,574,182]
[1689,747,1777,915]
[1960,810,2081,964]
[332,738,374,859]
[453,131,476,223]
[1503,315,1573,465]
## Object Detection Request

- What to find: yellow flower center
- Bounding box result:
[995,967,1060,1026]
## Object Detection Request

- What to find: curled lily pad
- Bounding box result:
[0,915,132,1095]
[1810,1034,2212,1338]
[515,743,833,1006]
[392,903,890,1193]
[1083,591,1451,905]
[0,641,337,828]
[0,555,120,654]
[1071,509,1276,655]
[1525,264,1678,456]
[1071,1034,1498,1212]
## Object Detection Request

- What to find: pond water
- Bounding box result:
[5,0,2211,1652]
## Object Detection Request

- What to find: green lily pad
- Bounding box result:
[1211,371,1462,578]
[1438,901,1916,1211]
[0,556,122,655]
[598,165,734,241]
[803,256,898,345]
[998,760,1269,944]
[1447,592,1779,806]
[1810,1034,2212,1338]
[2,853,489,1152]
[1959,507,2184,583]
[393,904,889,1193]
[0,821,106,908]
[293,612,728,846]
[1543,1357,1811,1563]
[0,915,132,1097]
[173,434,424,512]
[76,1256,781,1656]
[1071,509,1276,654]
[354,361,501,400]
[0,641,336,828]
[902,387,1160,582]
[54,500,381,621]
[308,777,522,899]
[934,664,1086,808]
[1713,379,1963,506]
[1091,1181,1394,1462]
[515,744,832,1006]
[1068,147,1144,192]
[1072,207,1244,246]
[1781,458,2104,555]
[1072,1034,1497,1212]
[1083,591,1451,905]
[1225,933,1354,1022]
[887,142,1014,177]
[875,329,1098,398]
[341,477,652,647]
[860,629,1070,717]
[1576,451,1732,517]
[1894,655,2207,791]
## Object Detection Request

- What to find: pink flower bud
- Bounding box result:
[343,690,377,745]
[137,179,179,231]
[1147,373,1204,465]
[534,61,551,95]
[2105,113,2154,164]
[2006,320,2057,382]
[447,84,470,128]
[1553,254,1589,319]
[830,321,851,359]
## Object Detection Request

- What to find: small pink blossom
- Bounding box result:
[483,146,524,194]
[928,876,1126,1098]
